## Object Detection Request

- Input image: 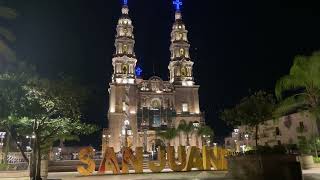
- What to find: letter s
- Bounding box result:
[77,147,96,176]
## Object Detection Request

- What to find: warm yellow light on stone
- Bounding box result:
[122,147,143,174]
[185,146,204,171]
[213,147,228,170]
[167,146,186,172]
[202,146,217,170]
[98,147,121,174]
[77,147,96,176]
[148,146,166,172]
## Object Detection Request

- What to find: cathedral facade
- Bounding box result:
[103,1,205,153]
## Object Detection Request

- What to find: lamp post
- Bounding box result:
[122,120,132,148]
[25,134,35,172]
[193,122,200,147]
[0,132,6,149]
[0,132,6,163]
[244,134,249,146]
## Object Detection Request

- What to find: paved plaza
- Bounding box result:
[2,170,320,180]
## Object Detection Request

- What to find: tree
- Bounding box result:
[220,91,276,146]
[275,51,320,156]
[0,66,33,164]
[0,71,97,180]
[275,51,320,115]
[157,128,178,146]
[178,120,195,146]
[196,125,214,146]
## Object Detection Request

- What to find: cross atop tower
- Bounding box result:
[123,0,128,6]
[173,0,183,11]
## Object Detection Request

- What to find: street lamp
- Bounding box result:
[0,132,6,163]
[122,120,132,147]
[0,132,6,148]
[26,134,35,151]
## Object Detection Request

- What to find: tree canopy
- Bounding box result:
[275,51,320,118]
[220,91,276,146]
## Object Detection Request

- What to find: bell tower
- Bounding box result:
[112,0,137,84]
[168,0,194,86]
[107,0,139,153]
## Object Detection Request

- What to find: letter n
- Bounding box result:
[185,146,204,171]
[122,147,143,174]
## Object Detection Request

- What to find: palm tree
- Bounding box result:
[275,51,320,114]
[178,120,195,146]
[0,6,17,70]
[196,125,214,146]
[275,51,320,156]
[157,128,178,146]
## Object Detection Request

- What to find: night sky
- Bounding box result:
[2,0,320,148]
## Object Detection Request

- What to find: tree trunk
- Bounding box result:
[31,137,37,180]
[186,134,190,146]
[255,125,259,147]
[8,129,29,163]
[196,135,199,147]
[36,139,42,180]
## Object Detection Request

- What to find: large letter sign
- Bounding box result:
[122,147,143,174]
[148,146,166,172]
[202,146,217,170]
[77,147,96,176]
[185,146,204,171]
[77,146,228,176]
[167,146,186,171]
[98,147,120,174]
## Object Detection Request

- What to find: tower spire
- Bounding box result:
[173,0,182,11]
[111,0,138,84]
[123,0,128,6]
[168,0,195,86]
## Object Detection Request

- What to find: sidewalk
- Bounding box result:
[2,169,320,180]
[303,168,320,180]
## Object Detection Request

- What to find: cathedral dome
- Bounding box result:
[148,76,163,82]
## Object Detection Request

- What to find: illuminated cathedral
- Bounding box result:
[103,0,205,153]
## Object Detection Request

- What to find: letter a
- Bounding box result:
[185,146,204,171]
[98,147,120,174]
[202,146,217,170]
[122,147,143,174]
[77,147,96,176]
[148,146,166,172]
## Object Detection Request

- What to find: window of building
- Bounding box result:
[299,122,304,129]
[180,48,185,56]
[277,140,281,145]
[179,33,183,40]
[122,102,127,111]
[182,103,188,112]
[123,44,128,53]
[122,64,128,74]
[276,127,280,136]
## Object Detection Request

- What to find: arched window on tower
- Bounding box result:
[123,28,128,36]
[179,33,183,40]
[181,66,186,77]
[180,48,185,57]
[122,64,128,74]
[123,44,128,54]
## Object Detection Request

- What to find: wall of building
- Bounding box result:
[224,112,319,152]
